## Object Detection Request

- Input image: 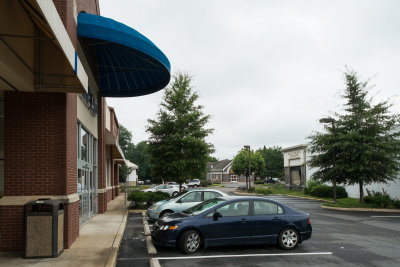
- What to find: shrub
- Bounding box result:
[200,180,208,187]
[149,191,170,204]
[304,179,322,195]
[306,184,348,198]
[127,191,170,208]
[363,190,391,208]
[254,180,264,185]
[392,198,400,209]
[255,187,272,195]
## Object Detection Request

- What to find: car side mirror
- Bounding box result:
[213,212,222,221]
[176,199,182,204]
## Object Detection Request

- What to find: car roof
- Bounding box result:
[217,195,290,206]
[185,188,228,195]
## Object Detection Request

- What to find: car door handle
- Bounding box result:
[273,217,281,220]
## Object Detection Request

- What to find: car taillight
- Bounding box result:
[308,217,311,224]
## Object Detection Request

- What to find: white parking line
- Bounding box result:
[156,252,333,260]
[371,216,400,218]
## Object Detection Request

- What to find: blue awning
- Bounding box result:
[77,13,171,97]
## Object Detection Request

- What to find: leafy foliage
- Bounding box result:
[308,68,400,203]
[118,125,134,182]
[129,141,152,181]
[127,190,170,209]
[146,72,214,187]
[258,146,284,178]
[231,148,266,178]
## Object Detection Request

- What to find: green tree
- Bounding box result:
[130,141,152,181]
[118,125,134,182]
[207,156,218,162]
[258,146,284,178]
[146,72,214,190]
[308,68,400,203]
[231,148,266,189]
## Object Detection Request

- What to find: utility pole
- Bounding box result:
[244,145,251,191]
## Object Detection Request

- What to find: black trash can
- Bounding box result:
[24,199,64,258]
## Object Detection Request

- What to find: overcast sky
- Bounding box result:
[100,0,400,160]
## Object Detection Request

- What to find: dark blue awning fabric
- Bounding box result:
[77,13,171,97]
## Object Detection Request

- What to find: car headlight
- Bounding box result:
[149,205,159,210]
[160,225,178,231]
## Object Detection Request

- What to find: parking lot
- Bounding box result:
[117,194,400,267]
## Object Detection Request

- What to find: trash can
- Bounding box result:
[24,199,64,258]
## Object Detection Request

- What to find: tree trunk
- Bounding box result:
[333,178,337,204]
[359,181,364,204]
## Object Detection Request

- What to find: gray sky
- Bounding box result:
[100,0,400,160]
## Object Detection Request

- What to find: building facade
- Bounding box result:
[282,144,308,189]
[0,0,170,252]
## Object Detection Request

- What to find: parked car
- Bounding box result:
[142,184,182,197]
[151,196,312,254]
[186,179,201,188]
[147,189,228,220]
[137,180,144,185]
[264,178,277,184]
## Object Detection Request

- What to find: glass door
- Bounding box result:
[77,123,97,226]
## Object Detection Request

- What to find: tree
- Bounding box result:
[118,125,134,182]
[258,146,284,178]
[308,68,400,203]
[146,72,214,190]
[130,141,152,181]
[231,148,266,189]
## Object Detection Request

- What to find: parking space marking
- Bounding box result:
[371,216,400,218]
[156,252,332,260]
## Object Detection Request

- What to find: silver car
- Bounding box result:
[147,189,228,220]
[142,184,182,196]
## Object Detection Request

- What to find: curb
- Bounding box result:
[150,258,161,267]
[321,205,400,213]
[142,212,158,254]
[106,209,128,267]
[234,190,400,213]
[233,190,329,202]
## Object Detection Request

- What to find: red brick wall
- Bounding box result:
[98,192,106,213]
[66,93,77,195]
[97,97,106,213]
[52,0,100,49]
[0,206,24,251]
[64,201,79,248]
[4,92,67,196]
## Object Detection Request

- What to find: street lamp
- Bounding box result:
[319,117,337,204]
[244,145,251,190]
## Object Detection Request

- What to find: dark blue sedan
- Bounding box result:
[151,196,312,254]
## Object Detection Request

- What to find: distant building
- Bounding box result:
[125,160,139,186]
[207,160,238,183]
[282,144,308,189]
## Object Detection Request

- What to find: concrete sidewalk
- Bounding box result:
[0,194,129,267]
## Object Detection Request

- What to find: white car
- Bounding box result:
[142,184,182,197]
[186,179,201,188]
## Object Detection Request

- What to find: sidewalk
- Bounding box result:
[0,194,129,267]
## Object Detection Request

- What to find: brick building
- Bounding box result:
[0,0,170,252]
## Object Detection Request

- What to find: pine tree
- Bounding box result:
[337,69,400,202]
[308,68,400,203]
[146,72,214,189]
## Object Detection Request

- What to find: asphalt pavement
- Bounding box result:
[116,185,400,267]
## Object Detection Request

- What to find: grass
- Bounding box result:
[251,184,399,210]
[322,198,377,208]
[208,183,224,187]
[120,185,149,191]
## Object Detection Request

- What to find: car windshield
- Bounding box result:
[182,198,225,215]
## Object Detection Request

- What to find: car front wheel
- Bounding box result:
[172,191,179,197]
[179,230,201,254]
[278,228,299,250]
